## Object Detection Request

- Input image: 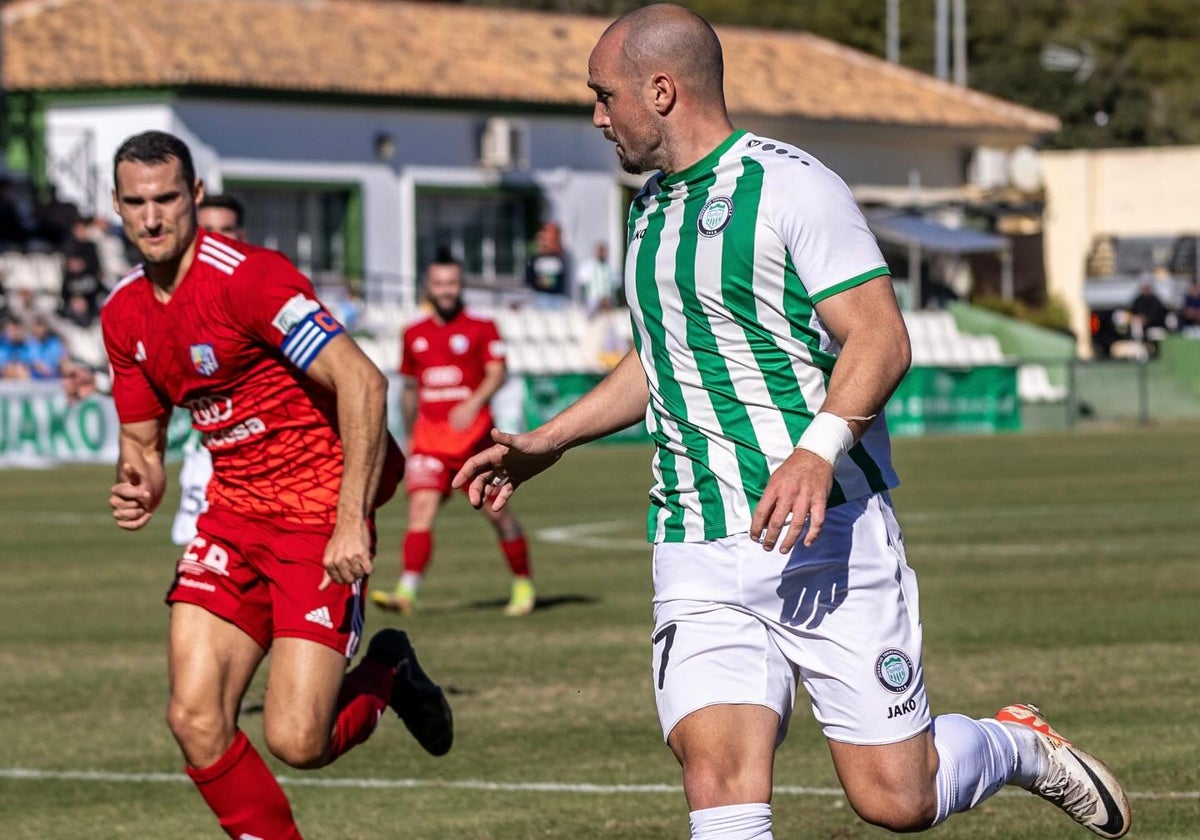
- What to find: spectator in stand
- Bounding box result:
[0,176,32,249]
[88,214,132,283]
[1180,279,1200,330]
[1129,280,1171,346]
[576,240,620,315]
[61,294,95,328]
[61,216,106,325]
[525,221,570,309]
[10,286,59,327]
[24,316,65,379]
[32,184,78,249]
[0,316,32,379]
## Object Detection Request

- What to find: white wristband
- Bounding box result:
[796,412,854,467]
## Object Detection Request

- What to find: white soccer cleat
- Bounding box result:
[996,703,1131,838]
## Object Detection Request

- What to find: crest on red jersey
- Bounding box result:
[190,343,220,376]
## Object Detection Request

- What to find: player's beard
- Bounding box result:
[431,296,463,323]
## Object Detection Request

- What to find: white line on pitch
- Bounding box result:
[0,511,113,525]
[535,520,647,551]
[1,768,1195,800]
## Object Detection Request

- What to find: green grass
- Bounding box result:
[2,423,1199,838]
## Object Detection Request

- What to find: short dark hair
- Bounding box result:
[112,131,196,193]
[199,193,245,226]
[432,245,460,268]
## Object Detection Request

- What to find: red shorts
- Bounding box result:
[166,505,371,657]
[406,440,490,496]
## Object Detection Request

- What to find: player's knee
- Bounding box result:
[845,786,937,833]
[165,699,233,761]
[264,722,329,770]
[681,758,770,810]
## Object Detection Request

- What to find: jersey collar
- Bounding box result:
[660,130,747,188]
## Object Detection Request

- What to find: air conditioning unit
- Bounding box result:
[479,117,528,170]
[968,146,1009,190]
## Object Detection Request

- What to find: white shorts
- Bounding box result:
[171,447,213,547]
[651,492,929,746]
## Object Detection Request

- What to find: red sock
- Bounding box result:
[403,530,433,575]
[500,535,530,578]
[325,658,392,763]
[186,729,302,840]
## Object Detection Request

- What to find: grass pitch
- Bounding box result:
[1,423,1198,838]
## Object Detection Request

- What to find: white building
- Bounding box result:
[2,0,1058,307]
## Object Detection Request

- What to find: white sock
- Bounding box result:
[689,803,773,840]
[929,714,1019,825]
[400,571,422,593]
[997,719,1049,789]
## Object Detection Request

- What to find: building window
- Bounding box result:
[416,188,539,289]
[227,183,361,281]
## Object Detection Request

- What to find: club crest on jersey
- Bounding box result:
[698,196,734,237]
[450,334,469,355]
[190,343,220,377]
[874,648,914,694]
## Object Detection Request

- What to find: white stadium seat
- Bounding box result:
[1017,364,1068,402]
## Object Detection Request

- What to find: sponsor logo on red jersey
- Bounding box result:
[423,365,464,387]
[189,394,234,427]
[203,417,268,449]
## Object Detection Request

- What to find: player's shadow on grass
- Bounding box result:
[465,593,599,613]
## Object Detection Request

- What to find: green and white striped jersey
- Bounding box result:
[624,130,900,544]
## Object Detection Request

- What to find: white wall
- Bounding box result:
[46,103,175,217]
[44,98,627,292]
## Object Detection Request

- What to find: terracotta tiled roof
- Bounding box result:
[2,0,1059,134]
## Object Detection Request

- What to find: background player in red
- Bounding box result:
[371,252,536,616]
[102,131,453,840]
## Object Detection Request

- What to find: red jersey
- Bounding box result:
[400,309,505,458]
[102,230,399,526]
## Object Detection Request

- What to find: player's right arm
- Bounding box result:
[101,294,172,532]
[398,326,420,446]
[452,348,648,509]
[401,375,419,442]
[110,416,169,530]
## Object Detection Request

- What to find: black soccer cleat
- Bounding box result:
[366,629,454,757]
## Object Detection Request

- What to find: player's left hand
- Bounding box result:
[750,448,834,553]
[320,519,374,590]
[447,401,478,431]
